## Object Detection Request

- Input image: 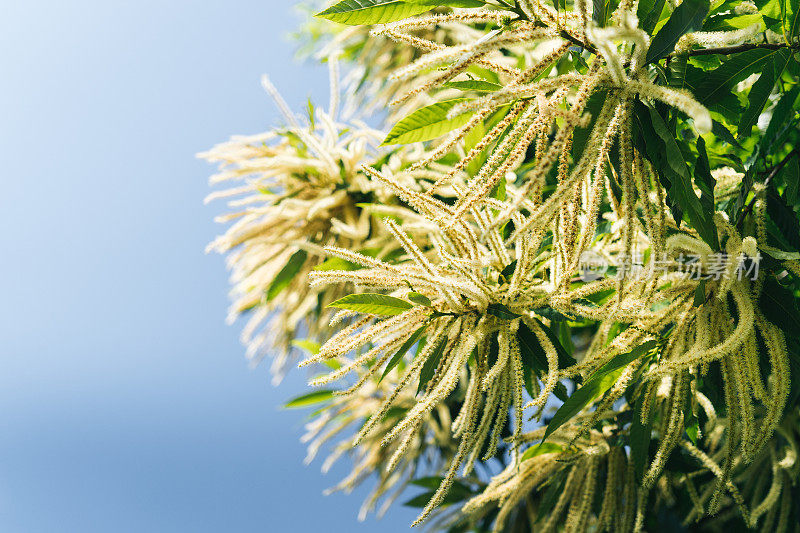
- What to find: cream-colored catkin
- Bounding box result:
[541,464,581,533]
[565,456,600,532]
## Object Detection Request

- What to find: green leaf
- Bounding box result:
[316,0,432,25]
[403,492,434,508]
[592,0,610,26]
[291,339,321,355]
[411,0,485,6]
[542,340,658,443]
[382,98,473,145]
[633,101,717,248]
[685,49,785,122]
[403,479,473,507]
[407,291,432,306]
[521,442,563,461]
[328,293,414,315]
[443,80,502,93]
[499,260,517,282]
[266,250,308,301]
[646,0,710,63]
[711,119,743,149]
[536,470,568,521]
[313,256,361,271]
[418,336,448,394]
[759,277,800,333]
[410,476,444,490]
[486,303,522,320]
[694,137,719,249]
[532,317,577,369]
[787,0,800,39]
[667,52,689,89]
[381,326,427,381]
[685,414,700,445]
[693,279,708,307]
[703,12,764,31]
[285,389,335,408]
[630,390,654,481]
[738,49,791,137]
[767,187,800,251]
[518,322,549,374]
[761,85,800,154]
[783,155,799,206]
[639,0,668,33]
[760,246,800,260]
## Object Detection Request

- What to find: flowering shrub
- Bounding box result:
[204,1,800,531]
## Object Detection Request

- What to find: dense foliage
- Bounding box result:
[203,1,800,531]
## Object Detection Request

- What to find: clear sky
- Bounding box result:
[0,1,417,531]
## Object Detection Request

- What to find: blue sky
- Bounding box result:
[0,1,417,531]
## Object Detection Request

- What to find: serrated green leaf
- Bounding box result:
[291,339,321,355]
[382,99,473,145]
[410,476,444,490]
[521,442,563,461]
[518,322,549,375]
[418,335,448,394]
[486,303,521,320]
[703,12,764,31]
[761,85,800,154]
[592,0,610,26]
[499,260,517,282]
[542,340,658,443]
[761,245,800,260]
[630,390,654,481]
[783,155,799,206]
[411,0,486,6]
[403,479,473,508]
[646,0,710,63]
[403,491,434,508]
[667,52,689,89]
[266,249,308,301]
[328,293,413,315]
[639,0,668,33]
[408,291,432,306]
[759,277,800,332]
[529,317,577,369]
[381,326,427,381]
[694,137,719,249]
[316,0,432,26]
[285,389,336,408]
[711,119,743,149]
[694,279,708,307]
[313,256,361,271]
[685,49,785,123]
[536,470,568,521]
[767,187,800,251]
[738,49,790,137]
[685,414,699,445]
[443,80,502,93]
[633,101,717,248]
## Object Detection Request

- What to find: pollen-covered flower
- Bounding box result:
[201,72,425,381]
[298,361,460,520]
